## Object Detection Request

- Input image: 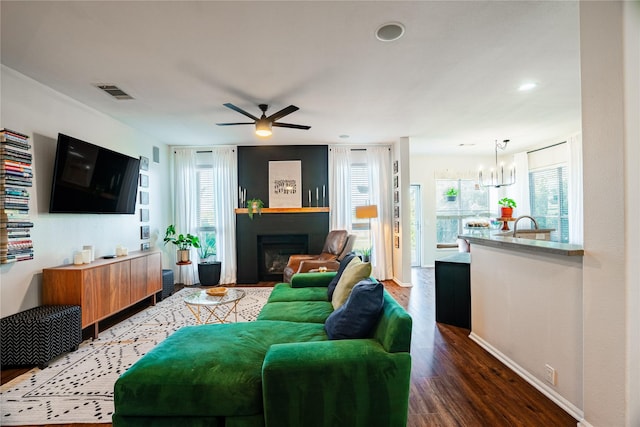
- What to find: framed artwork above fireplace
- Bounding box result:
[269,160,301,208]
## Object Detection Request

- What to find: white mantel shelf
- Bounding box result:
[235,207,329,214]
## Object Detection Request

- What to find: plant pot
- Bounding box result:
[198,261,221,286]
[177,249,191,263]
[446,196,457,202]
[500,207,514,218]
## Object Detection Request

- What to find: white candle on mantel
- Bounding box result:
[309,189,311,206]
[316,187,319,202]
[323,185,325,199]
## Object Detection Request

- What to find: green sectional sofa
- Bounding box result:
[112,272,412,427]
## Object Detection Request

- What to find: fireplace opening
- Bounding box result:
[257,234,308,281]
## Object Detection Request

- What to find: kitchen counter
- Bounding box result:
[460,231,584,257]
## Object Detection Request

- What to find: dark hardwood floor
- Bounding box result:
[1,269,576,426]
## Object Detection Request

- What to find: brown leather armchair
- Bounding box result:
[282,230,356,283]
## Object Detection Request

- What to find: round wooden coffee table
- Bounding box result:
[183,289,246,324]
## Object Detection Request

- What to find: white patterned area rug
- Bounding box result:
[0,286,271,425]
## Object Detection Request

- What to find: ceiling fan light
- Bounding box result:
[255,119,272,137]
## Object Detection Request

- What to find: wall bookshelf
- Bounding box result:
[1,128,34,263]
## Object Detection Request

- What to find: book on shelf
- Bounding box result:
[0,148,32,162]
[0,129,29,139]
[2,187,30,197]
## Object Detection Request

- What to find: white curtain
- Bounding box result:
[509,152,531,218]
[172,149,198,279]
[567,134,584,245]
[329,146,353,231]
[211,147,238,284]
[367,147,393,280]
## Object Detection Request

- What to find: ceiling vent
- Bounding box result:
[95,84,134,100]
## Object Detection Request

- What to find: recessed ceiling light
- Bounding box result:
[375,22,405,42]
[459,143,476,147]
[518,82,537,91]
[339,134,350,139]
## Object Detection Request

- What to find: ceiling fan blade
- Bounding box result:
[267,105,299,122]
[223,103,259,121]
[216,122,255,126]
[272,122,311,130]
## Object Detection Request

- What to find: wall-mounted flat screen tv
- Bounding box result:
[49,133,140,214]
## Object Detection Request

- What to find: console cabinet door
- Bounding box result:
[146,252,162,295]
[88,261,130,321]
[131,252,162,303]
[130,257,148,303]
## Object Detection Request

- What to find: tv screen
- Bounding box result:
[49,133,141,214]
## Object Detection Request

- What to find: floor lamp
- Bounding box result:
[355,204,378,261]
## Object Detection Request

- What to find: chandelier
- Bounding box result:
[478,139,515,188]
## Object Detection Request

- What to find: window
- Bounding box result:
[435,179,490,245]
[195,154,216,259]
[529,166,568,243]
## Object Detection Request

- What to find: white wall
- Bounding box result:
[579,1,640,426]
[470,244,583,418]
[0,66,172,317]
[392,137,412,286]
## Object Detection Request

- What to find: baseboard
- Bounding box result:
[577,420,593,427]
[392,277,413,287]
[468,332,584,422]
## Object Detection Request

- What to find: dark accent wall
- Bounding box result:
[236,145,329,283]
[238,145,328,206]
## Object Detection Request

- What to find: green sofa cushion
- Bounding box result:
[373,291,413,353]
[267,283,329,303]
[257,301,334,323]
[291,271,336,288]
[113,321,327,418]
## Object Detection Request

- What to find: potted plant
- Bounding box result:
[445,187,458,202]
[247,198,264,219]
[498,197,517,218]
[163,224,200,263]
[359,247,372,263]
[197,234,221,286]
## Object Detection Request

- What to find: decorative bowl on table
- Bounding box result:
[206,287,228,296]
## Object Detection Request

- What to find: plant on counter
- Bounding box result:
[498,197,517,208]
[498,197,517,219]
[247,198,264,219]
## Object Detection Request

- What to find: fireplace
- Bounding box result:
[257,234,308,281]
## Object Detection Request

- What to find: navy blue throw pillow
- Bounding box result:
[327,252,357,300]
[325,278,384,340]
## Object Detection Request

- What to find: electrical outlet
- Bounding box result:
[545,364,557,386]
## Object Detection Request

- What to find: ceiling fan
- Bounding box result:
[216,103,311,137]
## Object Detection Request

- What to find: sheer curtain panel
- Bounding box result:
[172,149,198,277]
[366,147,393,280]
[211,147,238,284]
[329,146,353,231]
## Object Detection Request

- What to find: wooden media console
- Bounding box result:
[43,250,162,338]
